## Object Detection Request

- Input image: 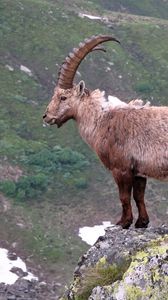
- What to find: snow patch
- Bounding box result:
[20,65,32,76]
[78,221,114,245]
[5,65,14,71]
[0,248,38,285]
[105,66,111,72]
[79,13,102,20]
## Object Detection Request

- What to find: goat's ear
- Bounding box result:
[76,80,85,97]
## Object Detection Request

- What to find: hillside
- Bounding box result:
[0,0,168,297]
[47,0,168,20]
[79,0,168,19]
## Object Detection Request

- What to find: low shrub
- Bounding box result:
[0,173,48,201]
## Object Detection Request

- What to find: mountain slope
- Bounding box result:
[0,0,168,297]
[88,0,168,19]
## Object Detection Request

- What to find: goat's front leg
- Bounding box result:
[112,169,133,229]
[133,176,149,228]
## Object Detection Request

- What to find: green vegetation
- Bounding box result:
[0,174,48,200]
[0,145,90,201]
[67,257,130,300]
[47,0,168,20]
[90,0,168,19]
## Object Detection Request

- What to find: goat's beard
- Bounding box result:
[57,122,62,128]
[44,114,73,128]
[56,115,74,128]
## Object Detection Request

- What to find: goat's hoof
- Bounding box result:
[116,219,132,229]
[135,218,149,228]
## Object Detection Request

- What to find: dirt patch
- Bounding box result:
[0,193,11,212]
[0,162,23,182]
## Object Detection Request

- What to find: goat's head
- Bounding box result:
[43,35,120,128]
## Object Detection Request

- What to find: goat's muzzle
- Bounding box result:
[43,113,56,125]
[43,113,63,128]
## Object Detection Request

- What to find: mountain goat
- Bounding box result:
[43,35,168,229]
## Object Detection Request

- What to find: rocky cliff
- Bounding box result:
[60,225,168,300]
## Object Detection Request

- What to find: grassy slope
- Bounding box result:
[0,0,168,293]
[90,0,168,19]
[47,0,168,19]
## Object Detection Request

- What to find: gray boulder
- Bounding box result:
[60,225,168,300]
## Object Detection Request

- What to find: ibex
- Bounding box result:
[43,35,168,229]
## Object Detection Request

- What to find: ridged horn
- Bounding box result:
[57,35,120,89]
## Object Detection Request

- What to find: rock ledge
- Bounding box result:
[60,225,168,300]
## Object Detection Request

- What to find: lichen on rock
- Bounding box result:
[60,225,168,300]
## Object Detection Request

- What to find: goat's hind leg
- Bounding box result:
[133,176,149,228]
[113,169,133,229]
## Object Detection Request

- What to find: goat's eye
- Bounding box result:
[60,96,67,101]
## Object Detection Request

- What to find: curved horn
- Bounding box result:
[91,46,107,52]
[57,35,120,89]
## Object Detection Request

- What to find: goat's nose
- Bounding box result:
[43,113,47,119]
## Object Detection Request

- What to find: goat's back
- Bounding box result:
[99,106,168,180]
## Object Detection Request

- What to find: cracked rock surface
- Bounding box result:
[60,225,168,300]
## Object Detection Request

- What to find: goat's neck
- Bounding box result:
[75,90,106,148]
